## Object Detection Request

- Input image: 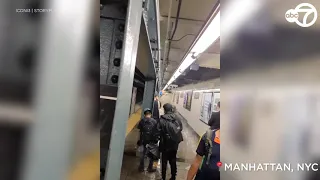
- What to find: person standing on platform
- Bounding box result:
[153,95,161,121]
[172,105,183,131]
[137,108,159,172]
[158,103,183,180]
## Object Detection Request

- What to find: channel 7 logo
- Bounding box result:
[285,3,318,27]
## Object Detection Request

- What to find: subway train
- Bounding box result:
[164,83,220,136]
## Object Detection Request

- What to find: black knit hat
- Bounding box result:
[143,108,152,115]
[163,103,173,113]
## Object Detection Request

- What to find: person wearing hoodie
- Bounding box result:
[158,103,183,180]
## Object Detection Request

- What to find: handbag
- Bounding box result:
[146,142,160,160]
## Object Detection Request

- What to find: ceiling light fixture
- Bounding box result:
[163,6,220,90]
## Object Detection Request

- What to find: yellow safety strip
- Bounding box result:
[68,108,142,180]
[126,109,142,136]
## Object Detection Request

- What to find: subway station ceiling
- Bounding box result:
[159,0,220,87]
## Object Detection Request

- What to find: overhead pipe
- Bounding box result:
[163,2,220,90]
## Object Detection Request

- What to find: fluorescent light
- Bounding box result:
[163,9,220,90]
[178,54,195,75]
[191,11,220,54]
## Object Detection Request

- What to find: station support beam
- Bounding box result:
[104,0,143,179]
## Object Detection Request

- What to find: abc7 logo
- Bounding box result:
[285,3,318,27]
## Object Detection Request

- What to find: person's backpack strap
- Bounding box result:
[205,129,214,165]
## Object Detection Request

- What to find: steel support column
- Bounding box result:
[141,79,156,118]
[104,0,143,179]
[155,0,162,90]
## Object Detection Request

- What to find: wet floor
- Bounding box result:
[120,112,201,180]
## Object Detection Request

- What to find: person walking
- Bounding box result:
[137,108,159,172]
[158,103,183,180]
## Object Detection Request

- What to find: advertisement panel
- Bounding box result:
[186,91,193,111]
[200,92,213,124]
[212,92,220,112]
[183,92,187,108]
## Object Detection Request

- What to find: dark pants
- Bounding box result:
[161,150,177,180]
[139,145,153,170]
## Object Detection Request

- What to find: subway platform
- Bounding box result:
[120,112,201,180]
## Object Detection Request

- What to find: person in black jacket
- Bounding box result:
[158,103,183,180]
[137,108,159,172]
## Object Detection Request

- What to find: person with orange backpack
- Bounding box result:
[187,111,220,180]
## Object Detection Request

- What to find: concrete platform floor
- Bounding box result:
[120,112,201,180]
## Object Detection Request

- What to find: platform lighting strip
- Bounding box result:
[163,9,220,90]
